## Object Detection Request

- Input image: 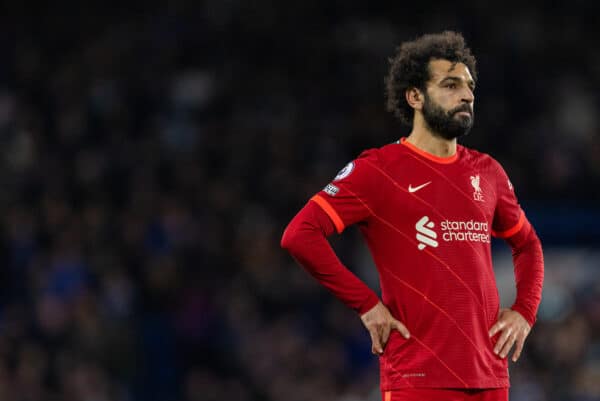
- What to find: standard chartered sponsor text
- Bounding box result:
[440,219,490,243]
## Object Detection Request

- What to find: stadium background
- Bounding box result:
[0,2,598,400]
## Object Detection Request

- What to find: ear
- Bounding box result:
[405,87,424,111]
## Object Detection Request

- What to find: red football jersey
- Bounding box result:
[311,138,532,389]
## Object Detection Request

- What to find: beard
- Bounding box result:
[422,95,474,140]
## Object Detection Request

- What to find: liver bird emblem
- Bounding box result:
[470,175,482,194]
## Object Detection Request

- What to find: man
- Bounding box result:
[280,31,544,401]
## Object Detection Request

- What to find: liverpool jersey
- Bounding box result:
[309,138,535,389]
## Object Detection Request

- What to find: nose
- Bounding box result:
[462,87,474,103]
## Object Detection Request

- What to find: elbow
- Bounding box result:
[511,226,543,260]
[280,225,296,253]
[281,202,325,254]
[523,226,542,251]
[281,221,308,257]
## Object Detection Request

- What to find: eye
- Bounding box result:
[445,83,457,89]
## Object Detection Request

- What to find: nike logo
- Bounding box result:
[408,181,432,193]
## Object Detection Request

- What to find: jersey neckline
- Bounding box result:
[399,137,459,164]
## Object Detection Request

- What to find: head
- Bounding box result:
[385,31,477,139]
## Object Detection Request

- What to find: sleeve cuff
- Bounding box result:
[358,292,381,316]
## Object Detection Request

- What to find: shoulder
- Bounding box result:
[459,144,502,171]
[351,146,383,168]
[330,147,380,183]
[336,144,396,181]
[459,146,516,192]
[356,146,382,161]
[358,142,403,165]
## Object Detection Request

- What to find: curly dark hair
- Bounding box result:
[385,31,477,125]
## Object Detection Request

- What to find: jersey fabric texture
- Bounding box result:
[306,138,540,389]
[383,387,509,401]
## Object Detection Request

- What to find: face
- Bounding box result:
[421,59,475,139]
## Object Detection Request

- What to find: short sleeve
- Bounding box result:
[491,161,529,239]
[310,149,381,233]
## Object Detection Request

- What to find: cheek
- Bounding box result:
[434,92,455,107]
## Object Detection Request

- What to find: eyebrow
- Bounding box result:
[440,76,476,89]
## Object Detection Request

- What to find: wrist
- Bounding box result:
[358,292,380,315]
[510,304,536,327]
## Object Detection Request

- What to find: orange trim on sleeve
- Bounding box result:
[492,211,526,238]
[310,194,345,233]
[384,391,391,401]
[400,137,458,164]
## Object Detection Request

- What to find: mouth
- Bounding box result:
[454,111,472,117]
[450,104,472,116]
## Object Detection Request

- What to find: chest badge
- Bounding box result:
[470,175,484,202]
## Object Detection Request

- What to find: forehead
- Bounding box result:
[428,59,473,82]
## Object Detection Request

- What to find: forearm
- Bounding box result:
[281,201,380,314]
[508,225,544,326]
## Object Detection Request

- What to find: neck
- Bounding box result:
[405,115,457,157]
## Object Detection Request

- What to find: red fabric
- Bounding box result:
[384,388,508,401]
[281,201,380,314]
[507,225,544,326]
[281,139,544,390]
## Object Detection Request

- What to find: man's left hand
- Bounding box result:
[488,308,531,362]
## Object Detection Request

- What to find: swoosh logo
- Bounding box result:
[408,181,431,193]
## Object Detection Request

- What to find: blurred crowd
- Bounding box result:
[0,1,598,400]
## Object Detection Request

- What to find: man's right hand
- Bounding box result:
[360,301,410,355]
